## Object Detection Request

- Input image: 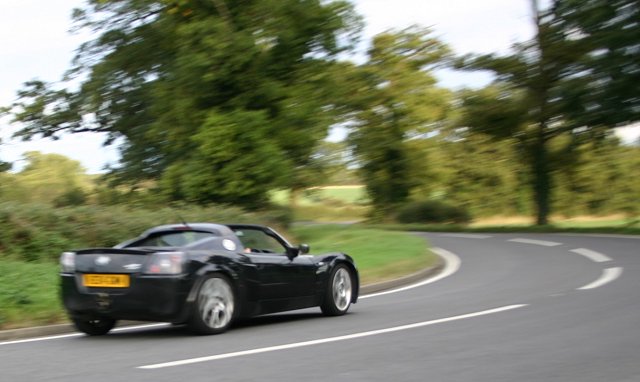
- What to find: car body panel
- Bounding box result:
[60,223,359,327]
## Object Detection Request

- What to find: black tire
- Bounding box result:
[72,316,116,336]
[321,264,354,316]
[187,273,236,335]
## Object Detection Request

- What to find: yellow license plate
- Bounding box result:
[83,274,130,288]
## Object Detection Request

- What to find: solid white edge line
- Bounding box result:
[570,248,613,263]
[577,267,623,290]
[0,323,169,346]
[360,247,461,299]
[138,304,528,369]
[0,333,83,346]
[508,238,562,247]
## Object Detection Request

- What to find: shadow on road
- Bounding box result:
[71,311,334,340]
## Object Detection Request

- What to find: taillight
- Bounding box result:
[145,252,185,275]
[60,252,76,273]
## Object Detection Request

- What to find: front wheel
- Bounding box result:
[321,265,354,316]
[188,274,236,335]
[72,316,116,336]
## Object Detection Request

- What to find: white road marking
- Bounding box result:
[570,248,613,263]
[360,247,461,299]
[138,304,528,369]
[439,233,492,239]
[0,333,82,346]
[0,323,169,346]
[509,238,562,247]
[577,267,623,290]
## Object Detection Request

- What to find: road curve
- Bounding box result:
[1,233,639,382]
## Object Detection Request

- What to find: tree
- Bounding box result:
[9,152,91,205]
[457,0,639,224]
[5,0,362,208]
[347,27,451,214]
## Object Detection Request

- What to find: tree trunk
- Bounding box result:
[532,125,551,225]
[530,0,551,226]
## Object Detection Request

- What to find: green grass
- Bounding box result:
[291,224,437,285]
[0,261,66,329]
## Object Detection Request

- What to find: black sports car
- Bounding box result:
[60,223,359,335]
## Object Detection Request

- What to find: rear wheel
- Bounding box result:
[188,274,236,335]
[321,265,354,316]
[72,316,116,336]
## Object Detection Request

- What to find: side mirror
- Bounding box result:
[298,244,310,255]
[287,244,310,259]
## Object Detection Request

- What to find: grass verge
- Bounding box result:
[365,222,640,235]
[0,261,66,329]
[291,224,437,285]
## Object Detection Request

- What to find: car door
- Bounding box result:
[234,228,316,300]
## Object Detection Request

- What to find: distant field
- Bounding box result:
[271,185,367,205]
[271,185,369,222]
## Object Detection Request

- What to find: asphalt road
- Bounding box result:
[2,233,639,382]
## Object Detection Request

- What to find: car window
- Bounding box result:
[234,229,286,254]
[128,231,217,247]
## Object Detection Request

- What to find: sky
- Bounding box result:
[0,0,637,173]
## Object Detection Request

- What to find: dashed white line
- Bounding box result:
[509,238,563,247]
[570,248,613,263]
[138,304,528,369]
[361,247,461,299]
[578,267,623,290]
[439,233,492,239]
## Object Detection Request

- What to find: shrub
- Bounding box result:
[0,202,285,263]
[395,200,471,224]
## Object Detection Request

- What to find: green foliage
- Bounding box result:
[395,200,471,225]
[347,27,452,211]
[551,0,640,128]
[553,137,640,217]
[408,133,530,217]
[159,110,289,207]
[1,152,92,205]
[0,202,283,263]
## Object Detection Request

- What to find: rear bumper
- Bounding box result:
[60,273,193,322]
